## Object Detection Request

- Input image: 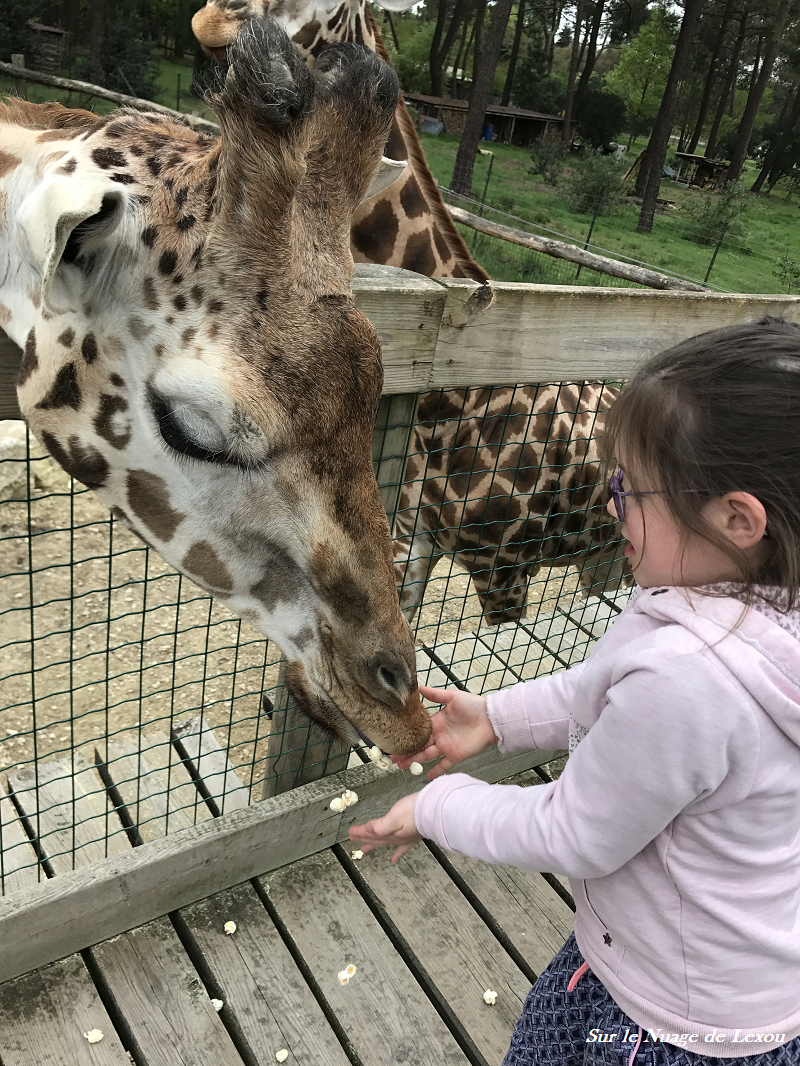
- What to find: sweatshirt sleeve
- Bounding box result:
[415,651,759,878]
[485,660,589,752]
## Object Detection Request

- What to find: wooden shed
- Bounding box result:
[405,93,564,147]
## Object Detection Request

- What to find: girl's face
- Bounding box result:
[606,458,770,588]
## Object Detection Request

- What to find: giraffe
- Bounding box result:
[192,1,630,625]
[1,18,432,756]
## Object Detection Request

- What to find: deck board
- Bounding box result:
[259,850,471,1066]
[0,955,131,1066]
[176,883,352,1066]
[91,916,246,1066]
[172,716,251,815]
[343,843,532,1065]
[0,781,42,894]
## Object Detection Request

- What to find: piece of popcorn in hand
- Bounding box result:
[483,989,498,1005]
[211,999,224,1012]
[351,849,363,860]
[84,1029,104,1044]
[409,762,424,775]
[275,1050,289,1062]
[223,921,237,935]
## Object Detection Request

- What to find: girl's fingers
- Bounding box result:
[391,842,417,863]
[426,757,453,781]
[419,685,453,705]
[394,741,441,768]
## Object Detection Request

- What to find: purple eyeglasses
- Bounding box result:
[608,467,666,523]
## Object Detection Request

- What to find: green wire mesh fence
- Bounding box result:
[0,382,631,892]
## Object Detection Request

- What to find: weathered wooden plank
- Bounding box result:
[415,645,453,689]
[0,330,22,419]
[8,752,130,873]
[343,843,531,1064]
[431,848,573,975]
[0,781,41,894]
[176,882,352,1066]
[0,954,131,1066]
[373,391,420,520]
[100,731,212,841]
[91,916,246,1066]
[0,749,560,983]
[429,282,800,388]
[259,849,470,1066]
[475,621,559,682]
[423,632,524,693]
[171,717,251,816]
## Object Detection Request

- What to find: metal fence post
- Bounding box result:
[704,220,729,285]
[11,55,26,100]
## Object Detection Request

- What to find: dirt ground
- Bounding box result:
[0,462,584,794]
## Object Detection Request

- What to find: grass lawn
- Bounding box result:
[419,131,799,294]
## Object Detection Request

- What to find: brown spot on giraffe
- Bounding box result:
[37,362,82,410]
[143,277,160,310]
[0,303,11,327]
[399,175,426,220]
[0,150,22,175]
[17,329,38,386]
[352,198,398,261]
[58,328,75,347]
[401,230,436,276]
[81,332,99,363]
[182,540,234,592]
[41,432,109,489]
[127,316,154,341]
[126,470,186,542]
[94,394,132,450]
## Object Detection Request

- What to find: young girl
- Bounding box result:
[350,317,800,1065]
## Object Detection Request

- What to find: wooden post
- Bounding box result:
[11,55,26,100]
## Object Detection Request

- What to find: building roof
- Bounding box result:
[28,22,68,34]
[404,93,563,123]
[675,152,728,167]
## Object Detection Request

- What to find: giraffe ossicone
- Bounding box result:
[2,17,431,756]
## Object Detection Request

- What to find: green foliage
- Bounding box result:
[684,180,749,247]
[0,0,38,63]
[773,252,800,294]
[392,19,436,94]
[511,41,565,114]
[529,140,563,184]
[577,81,628,147]
[561,151,626,215]
[73,0,159,99]
[605,8,675,139]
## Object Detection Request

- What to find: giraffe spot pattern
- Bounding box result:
[0,150,22,177]
[402,230,436,275]
[57,157,77,175]
[37,362,82,410]
[42,432,109,489]
[399,175,426,220]
[91,147,126,170]
[352,199,399,261]
[126,469,186,542]
[81,333,99,363]
[181,541,233,592]
[143,277,159,310]
[58,328,75,347]
[17,329,38,386]
[159,250,178,275]
[94,394,131,451]
[127,316,154,340]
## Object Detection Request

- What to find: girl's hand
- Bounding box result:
[349,793,421,863]
[395,685,498,780]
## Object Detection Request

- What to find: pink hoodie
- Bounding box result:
[414,586,800,1057]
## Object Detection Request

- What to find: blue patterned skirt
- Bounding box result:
[503,934,800,1066]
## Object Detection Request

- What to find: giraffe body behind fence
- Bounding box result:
[2,19,431,756]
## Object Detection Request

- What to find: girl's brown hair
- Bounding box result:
[601,316,800,610]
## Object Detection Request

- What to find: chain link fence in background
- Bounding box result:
[0,384,629,890]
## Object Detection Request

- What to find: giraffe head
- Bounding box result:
[1,19,431,756]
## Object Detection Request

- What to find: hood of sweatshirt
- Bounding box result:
[629,583,800,748]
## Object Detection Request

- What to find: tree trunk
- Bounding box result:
[469,0,487,99]
[89,0,106,85]
[501,0,527,107]
[573,0,606,118]
[705,7,747,158]
[451,11,472,96]
[726,0,793,184]
[561,0,586,146]
[686,0,735,154]
[436,0,469,93]
[751,81,800,192]
[386,10,401,52]
[636,0,707,233]
[450,0,515,195]
[430,0,451,98]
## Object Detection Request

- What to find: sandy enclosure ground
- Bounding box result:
[0,463,586,801]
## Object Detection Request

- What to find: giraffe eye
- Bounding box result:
[150,390,229,463]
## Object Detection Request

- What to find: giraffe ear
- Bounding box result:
[15,176,123,311]
[360,156,407,203]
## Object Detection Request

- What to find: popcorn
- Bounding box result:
[276,1051,289,1062]
[211,999,224,1012]
[223,921,237,935]
[367,745,393,770]
[351,849,363,860]
[337,964,357,985]
[483,989,498,1005]
[330,789,359,812]
[84,1030,104,1043]
[409,762,424,775]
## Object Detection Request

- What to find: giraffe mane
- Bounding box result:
[0,97,101,131]
[367,7,489,284]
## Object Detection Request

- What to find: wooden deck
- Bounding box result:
[0,592,629,1066]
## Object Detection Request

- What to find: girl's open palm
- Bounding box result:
[395,685,498,779]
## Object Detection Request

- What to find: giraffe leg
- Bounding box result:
[471,562,535,627]
[393,529,440,623]
[575,539,633,599]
